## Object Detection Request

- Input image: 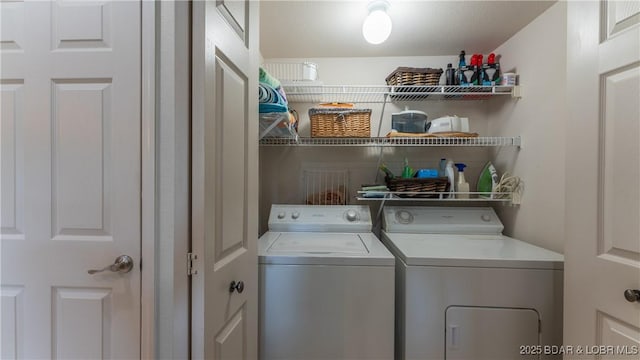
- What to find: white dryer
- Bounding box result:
[381,206,564,360]
[259,204,395,360]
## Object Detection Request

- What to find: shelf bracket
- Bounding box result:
[376,93,389,137]
[511,85,522,99]
[514,136,522,149]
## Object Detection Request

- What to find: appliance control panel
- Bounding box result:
[268,204,372,232]
[382,206,504,235]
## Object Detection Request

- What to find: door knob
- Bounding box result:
[88,255,134,275]
[624,289,640,303]
[229,280,244,294]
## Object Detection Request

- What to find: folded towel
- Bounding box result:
[259,67,281,89]
[276,86,288,103]
[258,82,288,113]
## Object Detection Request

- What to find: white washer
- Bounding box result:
[259,204,395,360]
[381,206,564,360]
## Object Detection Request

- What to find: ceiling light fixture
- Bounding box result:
[362,0,392,45]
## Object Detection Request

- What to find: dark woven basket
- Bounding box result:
[385,177,450,198]
[385,67,443,86]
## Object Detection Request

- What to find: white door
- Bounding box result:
[1,1,141,359]
[565,1,640,357]
[191,0,259,358]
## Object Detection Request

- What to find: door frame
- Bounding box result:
[140,2,193,358]
[141,0,156,358]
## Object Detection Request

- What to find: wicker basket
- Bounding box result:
[309,108,371,138]
[385,67,443,86]
[385,176,450,198]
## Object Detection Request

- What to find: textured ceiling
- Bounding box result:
[260,0,556,58]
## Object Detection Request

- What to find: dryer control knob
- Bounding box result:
[481,214,492,222]
[291,212,300,219]
[396,210,414,224]
[346,210,358,222]
[277,212,286,219]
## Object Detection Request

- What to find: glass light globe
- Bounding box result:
[362,9,392,45]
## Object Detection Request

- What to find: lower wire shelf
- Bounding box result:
[356,191,516,203]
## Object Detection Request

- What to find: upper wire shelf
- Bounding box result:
[281,84,517,103]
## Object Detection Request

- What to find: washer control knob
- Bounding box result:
[481,214,492,222]
[291,212,300,219]
[277,212,286,219]
[346,210,358,222]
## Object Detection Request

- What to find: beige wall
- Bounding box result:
[259,56,495,234]
[488,1,567,253]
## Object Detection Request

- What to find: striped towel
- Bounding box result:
[258,82,288,113]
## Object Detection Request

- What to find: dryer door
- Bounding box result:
[445,306,539,360]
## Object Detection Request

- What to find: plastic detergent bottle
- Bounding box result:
[446,160,455,198]
[455,163,470,199]
[458,50,466,67]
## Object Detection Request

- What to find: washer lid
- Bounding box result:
[258,232,395,266]
[381,232,564,269]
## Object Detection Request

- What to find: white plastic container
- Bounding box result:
[428,116,469,133]
[502,73,517,86]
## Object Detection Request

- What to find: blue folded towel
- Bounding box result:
[259,82,288,113]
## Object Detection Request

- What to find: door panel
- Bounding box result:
[1,286,24,359]
[215,306,247,359]
[565,0,640,355]
[52,1,112,50]
[215,54,248,260]
[52,80,112,240]
[0,81,24,240]
[597,311,640,360]
[0,2,24,52]
[603,0,640,39]
[600,64,640,262]
[0,1,141,358]
[192,0,259,358]
[215,0,248,44]
[52,287,112,359]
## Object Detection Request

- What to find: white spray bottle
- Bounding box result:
[455,163,470,199]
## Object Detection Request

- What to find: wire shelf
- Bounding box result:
[303,168,349,205]
[356,191,514,202]
[259,112,298,140]
[281,85,516,103]
[260,136,521,147]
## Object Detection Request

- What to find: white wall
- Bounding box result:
[488,1,567,253]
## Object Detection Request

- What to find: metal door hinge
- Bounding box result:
[187,253,198,276]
